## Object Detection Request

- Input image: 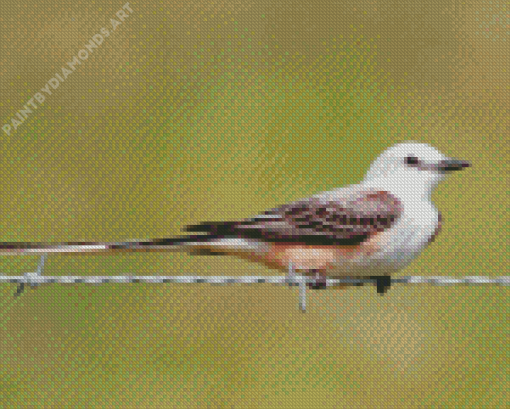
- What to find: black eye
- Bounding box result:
[405,156,419,166]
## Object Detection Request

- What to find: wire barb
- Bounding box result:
[14,254,46,296]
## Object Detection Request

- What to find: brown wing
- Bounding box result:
[185,190,402,245]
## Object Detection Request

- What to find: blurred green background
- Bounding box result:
[0,1,508,408]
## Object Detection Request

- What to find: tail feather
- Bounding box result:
[184,221,239,235]
[0,236,217,256]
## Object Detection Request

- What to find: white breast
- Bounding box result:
[326,197,440,277]
[377,199,440,272]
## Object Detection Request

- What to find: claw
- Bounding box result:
[309,271,327,289]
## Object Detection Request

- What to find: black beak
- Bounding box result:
[438,158,471,172]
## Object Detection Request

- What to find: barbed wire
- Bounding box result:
[2,255,508,311]
[3,274,509,286]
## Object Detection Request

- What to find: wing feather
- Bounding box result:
[184,190,402,245]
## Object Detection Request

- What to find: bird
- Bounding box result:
[0,141,470,297]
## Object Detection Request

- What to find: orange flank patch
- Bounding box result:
[269,243,359,271]
[232,242,359,273]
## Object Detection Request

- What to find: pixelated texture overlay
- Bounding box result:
[0,1,508,408]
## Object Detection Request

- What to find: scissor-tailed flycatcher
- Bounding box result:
[0,142,470,297]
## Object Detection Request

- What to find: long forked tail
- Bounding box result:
[0,235,217,256]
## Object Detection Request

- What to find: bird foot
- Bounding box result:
[308,272,327,289]
[370,276,392,295]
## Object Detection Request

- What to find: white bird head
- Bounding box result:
[362,141,471,198]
